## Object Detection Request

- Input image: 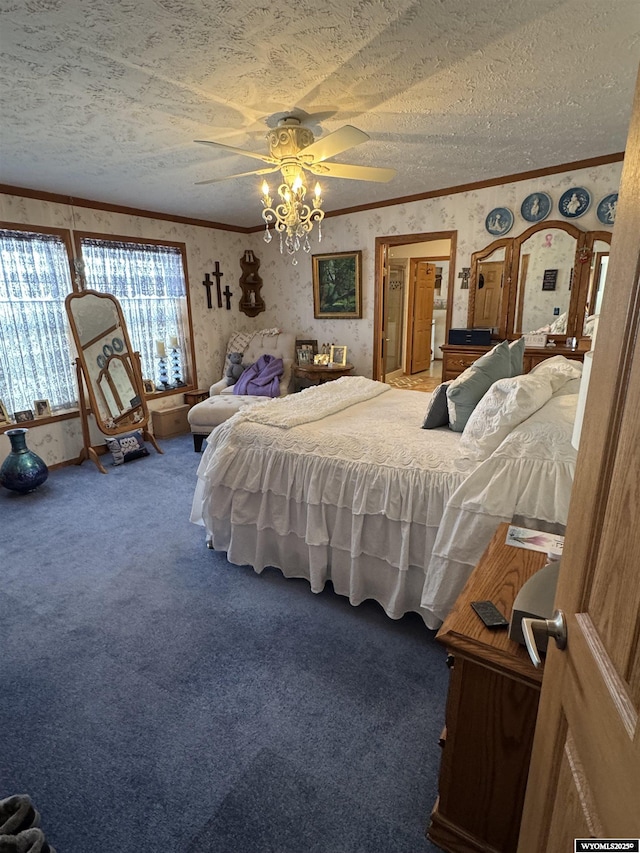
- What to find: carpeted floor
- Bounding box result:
[0,435,446,852]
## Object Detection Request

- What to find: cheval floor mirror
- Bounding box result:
[65,289,162,473]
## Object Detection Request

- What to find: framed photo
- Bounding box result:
[296,348,313,365]
[295,340,317,365]
[312,251,362,319]
[14,409,34,423]
[33,399,52,419]
[142,379,156,394]
[330,345,348,366]
[0,399,10,425]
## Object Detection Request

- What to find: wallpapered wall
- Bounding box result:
[0,159,621,467]
[252,160,621,377]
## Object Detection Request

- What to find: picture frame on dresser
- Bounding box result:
[329,345,347,366]
[295,340,317,364]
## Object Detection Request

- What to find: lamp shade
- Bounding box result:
[572,351,593,449]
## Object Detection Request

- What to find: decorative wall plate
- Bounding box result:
[485,207,514,236]
[112,336,124,352]
[559,187,591,218]
[596,193,618,225]
[102,343,114,357]
[96,354,107,368]
[520,192,552,222]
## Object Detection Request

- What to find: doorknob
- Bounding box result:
[521,610,567,668]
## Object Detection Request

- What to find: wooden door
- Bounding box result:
[409,260,435,373]
[518,69,640,850]
[474,260,504,328]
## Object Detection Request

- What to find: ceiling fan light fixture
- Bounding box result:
[197,114,390,263]
[261,169,324,265]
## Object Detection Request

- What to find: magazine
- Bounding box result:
[505,525,564,556]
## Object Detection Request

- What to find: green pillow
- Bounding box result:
[509,338,526,376]
[446,340,512,431]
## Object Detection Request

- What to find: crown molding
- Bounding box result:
[1,151,624,233]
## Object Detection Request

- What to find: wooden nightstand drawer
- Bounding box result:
[152,404,190,438]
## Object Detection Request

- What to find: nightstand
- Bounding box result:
[183,388,209,406]
[293,362,354,387]
[427,523,547,853]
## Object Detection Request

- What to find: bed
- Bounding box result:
[191,359,581,629]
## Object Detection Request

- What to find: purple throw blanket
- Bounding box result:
[233,354,284,397]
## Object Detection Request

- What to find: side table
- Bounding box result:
[427,523,547,853]
[183,388,209,406]
[293,363,354,387]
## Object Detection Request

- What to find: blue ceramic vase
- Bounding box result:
[0,428,49,493]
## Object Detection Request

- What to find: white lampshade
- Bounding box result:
[572,351,593,449]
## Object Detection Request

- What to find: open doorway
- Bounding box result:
[373,231,457,382]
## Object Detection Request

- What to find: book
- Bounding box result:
[505,525,564,556]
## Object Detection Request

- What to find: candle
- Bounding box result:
[169,335,179,349]
[156,340,166,357]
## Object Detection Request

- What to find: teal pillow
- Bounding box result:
[446,340,512,432]
[509,338,526,376]
[422,382,450,428]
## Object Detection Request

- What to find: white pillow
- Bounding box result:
[529,355,583,392]
[459,373,555,460]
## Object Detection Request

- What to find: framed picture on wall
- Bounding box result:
[312,251,362,319]
[0,399,10,425]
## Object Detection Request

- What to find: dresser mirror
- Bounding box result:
[467,221,611,342]
[513,224,579,336]
[472,244,509,331]
[585,236,611,322]
[65,289,161,472]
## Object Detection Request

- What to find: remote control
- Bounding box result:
[470,600,509,629]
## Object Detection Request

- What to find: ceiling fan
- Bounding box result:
[194,115,397,187]
[194,115,396,261]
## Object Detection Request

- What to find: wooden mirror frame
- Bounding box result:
[65,289,162,473]
[467,221,612,342]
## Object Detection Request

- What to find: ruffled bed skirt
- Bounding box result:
[191,479,445,629]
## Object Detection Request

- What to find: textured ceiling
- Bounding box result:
[1,0,639,228]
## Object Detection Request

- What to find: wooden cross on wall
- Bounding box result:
[202,262,225,309]
[458,267,471,289]
[223,284,233,310]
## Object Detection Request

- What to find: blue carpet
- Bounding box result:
[0,435,445,852]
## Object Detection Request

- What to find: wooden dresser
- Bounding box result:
[427,524,548,853]
[440,343,586,382]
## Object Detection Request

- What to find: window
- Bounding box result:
[0,226,76,416]
[78,236,191,386]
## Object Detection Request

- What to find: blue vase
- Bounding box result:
[0,428,49,493]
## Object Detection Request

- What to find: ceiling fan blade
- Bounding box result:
[195,166,280,186]
[300,125,370,164]
[307,162,396,183]
[194,139,277,165]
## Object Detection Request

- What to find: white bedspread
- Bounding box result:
[191,376,578,629]
[191,378,477,627]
